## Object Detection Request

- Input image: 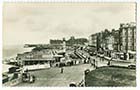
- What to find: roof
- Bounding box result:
[21,58,55,61]
[128,51,136,54]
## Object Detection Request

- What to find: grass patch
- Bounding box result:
[85,66,136,87]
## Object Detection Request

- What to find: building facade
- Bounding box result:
[88,34,97,49]
[106,35,114,51]
[119,22,136,52]
[111,30,120,51]
[89,22,136,60]
[16,49,56,67]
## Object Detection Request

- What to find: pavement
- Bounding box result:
[16,64,93,87]
[91,55,135,67]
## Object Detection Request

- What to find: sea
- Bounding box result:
[3,44,33,59]
[2,45,33,73]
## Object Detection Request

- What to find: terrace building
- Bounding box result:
[119,22,136,60]
[88,34,97,51]
[111,29,120,51]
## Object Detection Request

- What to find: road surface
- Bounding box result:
[16,64,92,87]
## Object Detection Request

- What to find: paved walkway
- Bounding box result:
[91,56,134,67]
[16,64,92,87]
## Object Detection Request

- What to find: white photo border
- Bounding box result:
[0,0,139,90]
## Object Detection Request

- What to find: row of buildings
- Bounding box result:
[50,36,88,46]
[88,22,136,60]
[14,22,136,68]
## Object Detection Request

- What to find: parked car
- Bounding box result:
[69,82,77,87]
[2,73,9,84]
[22,72,35,83]
[128,64,136,69]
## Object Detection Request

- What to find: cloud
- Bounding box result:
[3,2,136,46]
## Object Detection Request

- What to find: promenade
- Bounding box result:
[16,64,92,87]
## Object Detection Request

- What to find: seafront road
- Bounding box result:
[16,64,92,87]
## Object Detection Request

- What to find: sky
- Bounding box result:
[3,2,136,46]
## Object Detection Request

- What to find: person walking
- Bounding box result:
[60,67,64,74]
[107,60,111,66]
[91,59,96,68]
[93,59,96,68]
[107,58,112,66]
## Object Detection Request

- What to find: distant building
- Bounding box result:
[50,39,63,45]
[111,29,120,51]
[88,34,97,50]
[66,36,88,46]
[88,32,105,52]
[50,36,88,46]
[24,44,49,48]
[96,32,103,52]
[106,35,114,51]
[102,34,114,57]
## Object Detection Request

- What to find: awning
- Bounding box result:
[128,51,136,54]
[22,58,55,61]
[53,55,63,58]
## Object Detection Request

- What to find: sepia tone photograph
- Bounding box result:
[2,2,136,87]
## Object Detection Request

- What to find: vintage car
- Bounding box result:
[22,72,35,83]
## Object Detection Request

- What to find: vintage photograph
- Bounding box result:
[2,2,136,87]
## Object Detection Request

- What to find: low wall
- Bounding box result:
[23,64,50,71]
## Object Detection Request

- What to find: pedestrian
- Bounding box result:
[94,63,96,68]
[107,58,112,66]
[107,60,111,66]
[60,67,64,74]
[93,59,96,66]
[91,59,96,68]
[93,59,95,64]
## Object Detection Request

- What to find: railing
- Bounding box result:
[77,79,85,87]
